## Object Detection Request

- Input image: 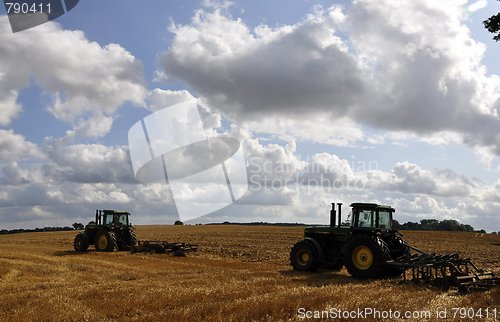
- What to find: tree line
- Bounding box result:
[0,226,74,235]
[392,219,489,233]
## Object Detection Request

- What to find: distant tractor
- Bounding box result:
[290,203,409,278]
[74,210,138,252]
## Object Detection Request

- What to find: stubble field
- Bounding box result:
[0,225,498,321]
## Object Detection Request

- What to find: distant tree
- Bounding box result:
[484,1,500,41]
[438,219,462,231]
[420,219,439,230]
[174,220,184,225]
[462,224,474,232]
[492,231,497,235]
[72,223,84,230]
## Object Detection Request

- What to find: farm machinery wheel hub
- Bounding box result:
[97,234,108,249]
[352,246,373,270]
[296,249,311,266]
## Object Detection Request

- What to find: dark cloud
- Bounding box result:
[161,2,500,154]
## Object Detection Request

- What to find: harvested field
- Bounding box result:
[0,226,498,321]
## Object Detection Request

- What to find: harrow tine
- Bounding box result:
[386,250,499,293]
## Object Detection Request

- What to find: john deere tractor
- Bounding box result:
[290,203,409,278]
[74,210,138,252]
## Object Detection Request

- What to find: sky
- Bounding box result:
[0,0,499,231]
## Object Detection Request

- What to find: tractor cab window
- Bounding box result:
[378,210,392,229]
[103,215,114,225]
[116,214,128,225]
[358,210,373,227]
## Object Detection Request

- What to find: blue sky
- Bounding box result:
[0,0,499,231]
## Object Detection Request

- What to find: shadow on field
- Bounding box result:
[492,243,500,247]
[279,270,374,287]
[53,250,95,256]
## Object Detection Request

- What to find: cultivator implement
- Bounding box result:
[386,244,499,293]
[131,240,198,256]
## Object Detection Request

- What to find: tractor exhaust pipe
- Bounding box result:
[330,203,336,227]
[95,210,98,225]
[337,203,342,227]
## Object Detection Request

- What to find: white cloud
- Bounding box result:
[474,146,497,170]
[0,162,30,185]
[146,88,196,112]
[72,114,114,138]
[162,7,363,121]
[0,90,21,126]
[467,0,488,12]
[0,130,498,230]
[161,1,500,154]
[244,116,364,146]
[0,16,147,136]
[0,130,44,161]
[42,142,135,183]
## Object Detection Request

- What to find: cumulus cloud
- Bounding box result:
[0,128,498,230]
[146,88,196,111]
[0,162,30,185]
[344,0,500,152]
[0,130,44,161]
[162,7,363,120]
[161,1,500,154]
[0,16,146,136]
[0,90,21,126]
[42,142,135,183]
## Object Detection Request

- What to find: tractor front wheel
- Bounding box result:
[95,230,117,252]
[74,233,89,251]
[290,239,320,271]
[344,235,389,278]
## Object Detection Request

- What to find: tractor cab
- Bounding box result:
[350,203,394,230]
[96,210,131,227]
[74,209,137,252]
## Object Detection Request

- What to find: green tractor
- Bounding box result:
[74,210,138,252]
[290,203,409,278]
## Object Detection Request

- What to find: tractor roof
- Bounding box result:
[350,203,395,211]
[102,210,130,215]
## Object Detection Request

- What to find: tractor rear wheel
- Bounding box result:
[118,228,138,251]
[344,235,389,278]
[95,230,117,252]
[290,239,320,271]
[129,228,138,247]
[74,233,89,251]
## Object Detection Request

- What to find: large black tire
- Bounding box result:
[344,235,390,278]
[290,239,320,271]
[95,230,117,252]
[118,228,138,251]
[129,228,138,247]
[387,235,410,259]
[74,233,89,251]
[384,235,410,277]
